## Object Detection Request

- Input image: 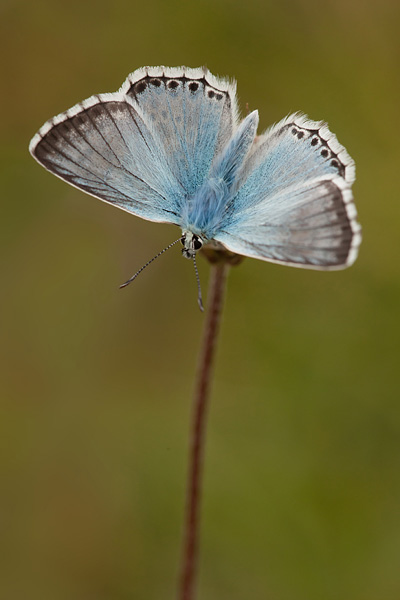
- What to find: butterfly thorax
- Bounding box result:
[180,176,232,244]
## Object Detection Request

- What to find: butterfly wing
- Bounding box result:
[213,114,361,269]
[124,67,239,196]
[29,67,239,224]
[29,93,183,224]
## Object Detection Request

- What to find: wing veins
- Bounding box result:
[77,104,125,169]
[219,231,351,252]
[40,136,109,182]
[41,134,170,206]
[164,87,191,171]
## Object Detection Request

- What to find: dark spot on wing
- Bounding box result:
[135,81,147,94]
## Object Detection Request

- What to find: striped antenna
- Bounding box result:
[193,254,204,312]
[119,237,183,289]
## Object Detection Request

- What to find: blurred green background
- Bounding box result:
[1,0,399,599]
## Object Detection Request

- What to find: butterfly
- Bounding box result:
[29,66,361,302]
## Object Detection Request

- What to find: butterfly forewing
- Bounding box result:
[30,95,185,223]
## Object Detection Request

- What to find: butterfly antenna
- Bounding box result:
[119,237,182,289]
[193,254,204,312]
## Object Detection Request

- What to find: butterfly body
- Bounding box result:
[30,66,361,271]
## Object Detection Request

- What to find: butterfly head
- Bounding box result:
[181,231,204,259]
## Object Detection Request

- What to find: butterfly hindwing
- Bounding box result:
[124,67,239,195]
[214,114,361,269]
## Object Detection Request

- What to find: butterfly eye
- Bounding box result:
[180,237,186,246]
[193,237,203,250]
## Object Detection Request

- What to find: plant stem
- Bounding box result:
[178,260,229,600]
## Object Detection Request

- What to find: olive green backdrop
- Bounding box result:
[1,0,399,599]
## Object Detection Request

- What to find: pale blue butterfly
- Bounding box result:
[29,66,361,304]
